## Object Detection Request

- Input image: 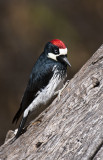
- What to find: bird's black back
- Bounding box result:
[12,52,64,123]
[12,42,67,124]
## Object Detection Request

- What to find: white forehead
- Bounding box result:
[59,48,67,55]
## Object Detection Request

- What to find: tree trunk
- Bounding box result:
[0,45,103,160]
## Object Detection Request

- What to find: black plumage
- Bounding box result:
[12,54,54,123]
[12,39,71,140]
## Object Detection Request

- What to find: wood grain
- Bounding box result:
[0,45,103,160]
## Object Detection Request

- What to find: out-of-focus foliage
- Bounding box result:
[0,0,103,145]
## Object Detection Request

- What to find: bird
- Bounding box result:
[12,39,71,141]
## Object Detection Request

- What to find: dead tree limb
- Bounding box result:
[0,45,103,160]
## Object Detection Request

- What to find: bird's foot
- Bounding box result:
[55,80,70,101]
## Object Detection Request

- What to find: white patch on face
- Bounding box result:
[47,53,57,61]
[47,48,67,61]
[59,48,67,56]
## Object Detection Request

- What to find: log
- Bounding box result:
[0,45,103,160]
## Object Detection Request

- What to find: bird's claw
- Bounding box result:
[55,80,70,101]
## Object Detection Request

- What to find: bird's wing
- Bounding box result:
[12,63,54,124]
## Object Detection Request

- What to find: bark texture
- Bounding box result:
[0,45,103,160]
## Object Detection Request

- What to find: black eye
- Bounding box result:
[54,49,58,54]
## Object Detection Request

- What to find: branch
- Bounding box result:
[0,45,103,160]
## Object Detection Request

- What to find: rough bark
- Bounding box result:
[0,45,103,160]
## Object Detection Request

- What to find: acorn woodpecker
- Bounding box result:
[12,39,71,140]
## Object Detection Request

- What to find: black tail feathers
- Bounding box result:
[12,107,22,124]
[15,115,28,139]
[10,115,28,144]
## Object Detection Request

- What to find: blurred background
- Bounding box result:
[0,0,103,145]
